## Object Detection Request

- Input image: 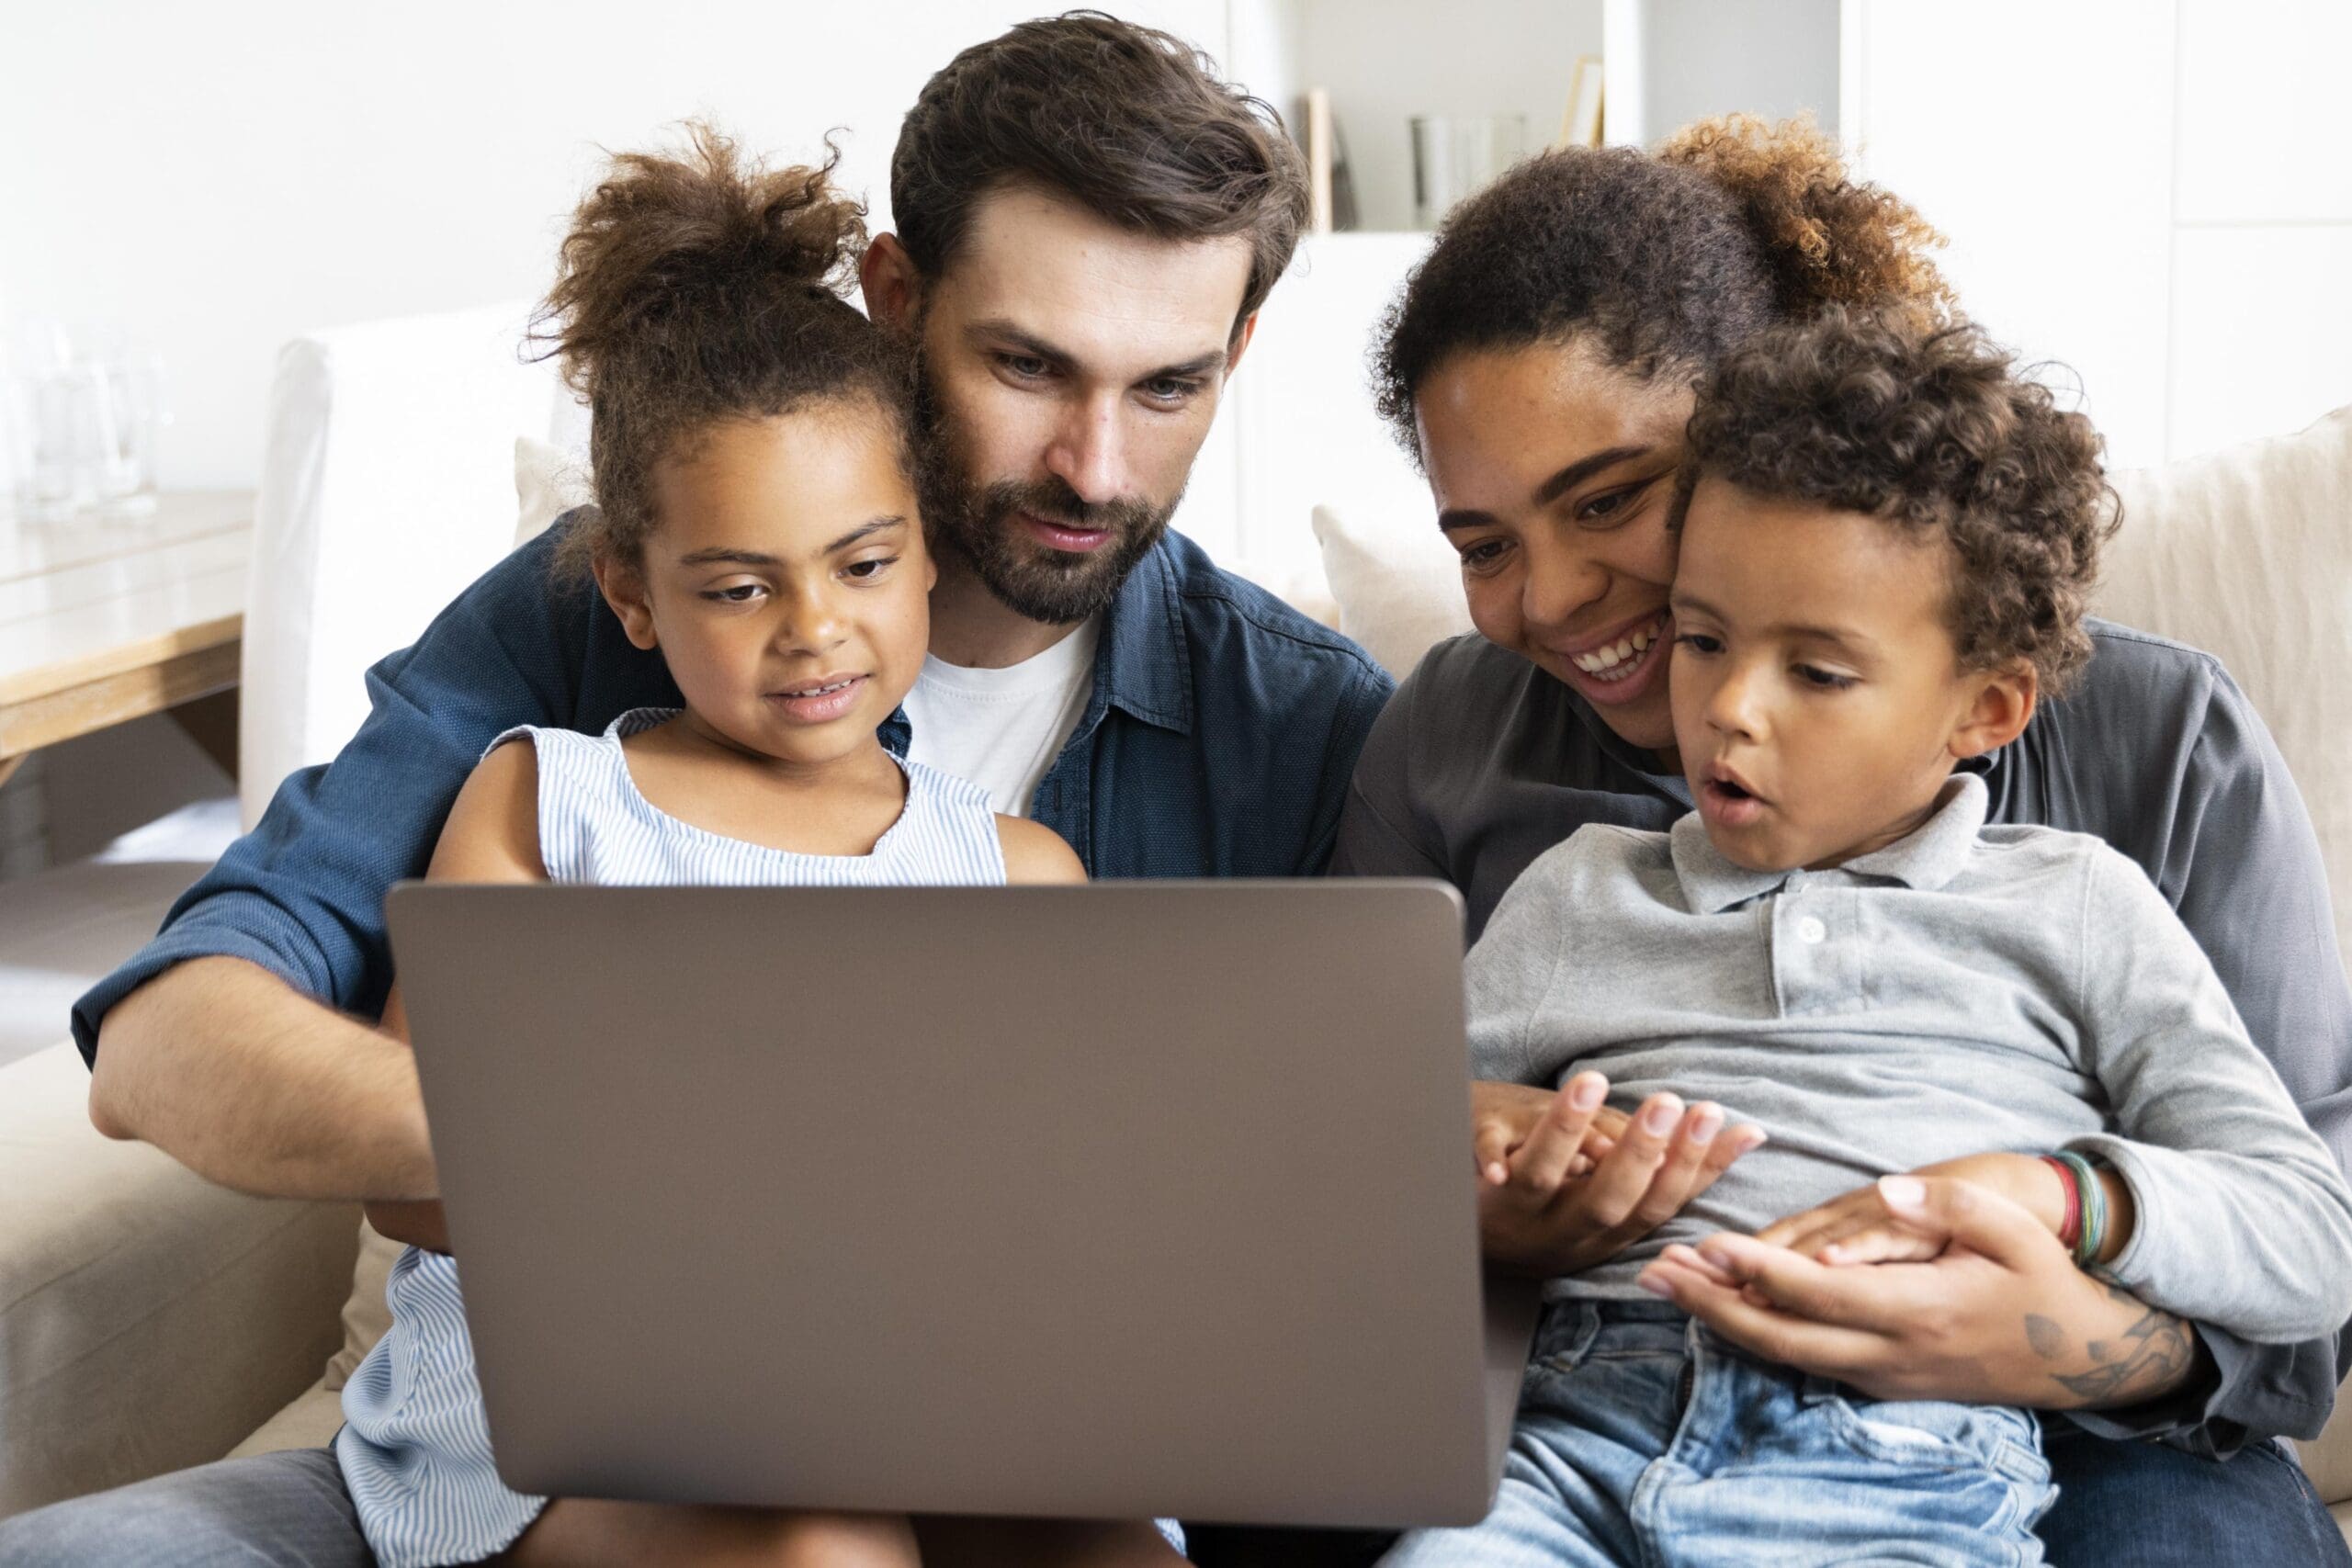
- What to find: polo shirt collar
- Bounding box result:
[1669,773,1990,913]
[1093,536,1194,735]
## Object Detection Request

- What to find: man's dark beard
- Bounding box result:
[924,471,1173,625]
[913,360,1180,626]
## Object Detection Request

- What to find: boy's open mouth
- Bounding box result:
[1700,764,1769,828]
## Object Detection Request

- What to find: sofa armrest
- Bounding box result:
[2297,1370,2352,1508]
[0,1042,358,1517]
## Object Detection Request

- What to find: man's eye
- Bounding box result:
[1001,354,1050,378]
[1144,378,1201,403]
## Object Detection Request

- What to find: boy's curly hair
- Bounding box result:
[1676,309,2119,694]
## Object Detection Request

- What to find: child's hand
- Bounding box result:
[1758,1154,2068,1267]
[1472,1078,1628,1179]
[1477,1072,1765,1276]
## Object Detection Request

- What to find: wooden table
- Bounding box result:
[0,491,254,788]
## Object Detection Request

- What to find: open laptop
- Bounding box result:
[385,878,1537,1529]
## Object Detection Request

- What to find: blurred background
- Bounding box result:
[2,0,2347,887]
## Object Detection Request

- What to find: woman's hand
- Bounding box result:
[366,1198,452,1255]
[1476,1072,1765,1277]
[1757,1153,2066,1267]
[1637,1174,2201,1409]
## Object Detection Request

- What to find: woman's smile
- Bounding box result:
[1541,607,1674,707]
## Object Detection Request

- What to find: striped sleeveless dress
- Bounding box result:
[335,708,1009,1565]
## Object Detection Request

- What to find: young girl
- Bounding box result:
[336,127,1182,1568]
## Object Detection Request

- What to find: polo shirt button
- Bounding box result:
[1797,917,1827,944]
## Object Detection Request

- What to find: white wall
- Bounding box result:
[1634,0,1839,143]
[1847,0,2352,471]
[0,0,1241,501]
[1287,0,1604,232]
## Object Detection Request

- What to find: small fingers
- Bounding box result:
[1572,1091,1684,1228]
[1621,1100,1727,1232]
[1696,1121,1766,1188]
[1816,1221,1945,1267]
[1690,1234,1925,1335]
[1506,1072,1607,1193]
[1473,1114,1518,1184]
[1638,1256,1890,1375]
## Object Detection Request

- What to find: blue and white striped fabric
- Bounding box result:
[336,707,1012,1566]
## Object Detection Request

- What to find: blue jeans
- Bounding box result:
[1385,1301,2056,1568]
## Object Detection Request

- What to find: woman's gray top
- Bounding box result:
[1332,621,2352,1452]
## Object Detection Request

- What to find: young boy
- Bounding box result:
[1386,311,2352,1567]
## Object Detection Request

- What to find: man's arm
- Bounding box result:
[89,957,435,1199]
[80,520,650,1199]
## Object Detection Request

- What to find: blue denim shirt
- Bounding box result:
[72,514,1393,1056]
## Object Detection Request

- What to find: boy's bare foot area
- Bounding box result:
[499,1499,920,1566]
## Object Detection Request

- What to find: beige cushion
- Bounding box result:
[2301,1373,2352,1508]
[514,434,593,550]
[1310,503,1471,680]
[226,1381,348,1461]
[0,1042,356,1516]
[2098,405,2352,964]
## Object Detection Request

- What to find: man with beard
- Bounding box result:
[5,15,1390,1565]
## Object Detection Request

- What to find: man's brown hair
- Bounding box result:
[889,10,1308,329]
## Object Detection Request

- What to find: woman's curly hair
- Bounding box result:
[1373,115,1954,459]
[530,122,914,581]
[1678,308,2120,694]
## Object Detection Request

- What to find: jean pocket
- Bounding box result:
[1522,1303,1603,1386]
[1820,1391,2048,1485]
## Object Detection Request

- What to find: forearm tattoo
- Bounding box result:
[2025,1283,2197,1406]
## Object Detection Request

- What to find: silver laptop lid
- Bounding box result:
[388,878,1525,1529]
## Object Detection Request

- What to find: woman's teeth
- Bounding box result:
[1571,616,1665,681]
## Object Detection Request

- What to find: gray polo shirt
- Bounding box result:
[1468,773,2352,1345]
[1333,622,2352,1450]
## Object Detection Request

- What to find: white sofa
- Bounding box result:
[2,303,2348,1540]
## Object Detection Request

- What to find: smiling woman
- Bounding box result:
[1333,114,2352,1568]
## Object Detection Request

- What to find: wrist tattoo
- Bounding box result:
[2026,1283,2194,1406]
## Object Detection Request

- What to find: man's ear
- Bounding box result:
[592,554,660,651]
[861,233,923,333]
[1223,310,1261,382]
[1949,660,2037,761]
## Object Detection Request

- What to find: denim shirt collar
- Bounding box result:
[1669,773,1990,914]
[1090,536,1195,734]
[877,536,1195,760]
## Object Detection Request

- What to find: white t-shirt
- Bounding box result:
[901,618,1101,818]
